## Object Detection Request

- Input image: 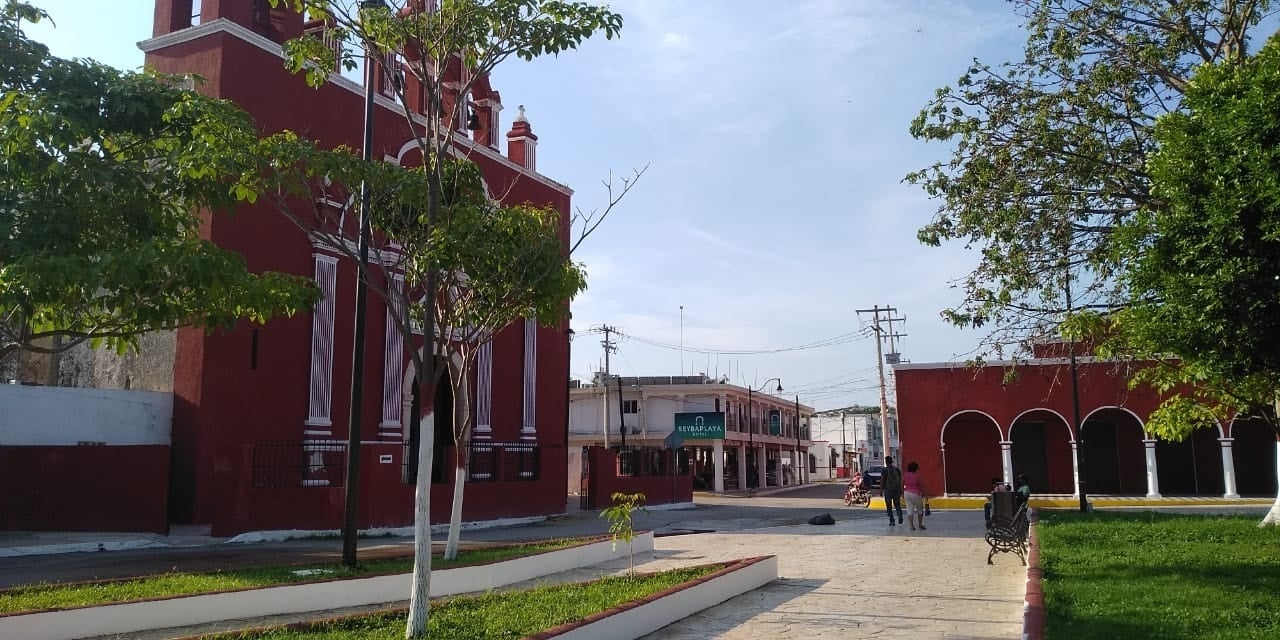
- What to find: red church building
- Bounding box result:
[895,341,1279,500]
[141,0,574,535]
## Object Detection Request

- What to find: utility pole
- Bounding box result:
[679,305,684,376]
[341,13,383,568]
[617,373,627,448]
[857,305,905,463]
[840,411,847,474]
[794,395,802,485]
[596,325,618,448]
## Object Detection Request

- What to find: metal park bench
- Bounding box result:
[985,491,1029,565]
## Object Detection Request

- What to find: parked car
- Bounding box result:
[862,466,887,489]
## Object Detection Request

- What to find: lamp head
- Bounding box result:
[466,110,482,131]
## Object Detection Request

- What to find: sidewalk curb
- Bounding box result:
[1023,510,1045,640]
[0,540,165,558]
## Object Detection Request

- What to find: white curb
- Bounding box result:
[0,532,654,640]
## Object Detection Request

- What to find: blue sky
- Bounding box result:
[26,1,1028,410]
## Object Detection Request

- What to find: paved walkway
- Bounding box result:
[635,510,1025,640]
[75,509,1024,639]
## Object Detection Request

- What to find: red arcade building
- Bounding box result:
[143,1,573,535]
[895,342,1279,500]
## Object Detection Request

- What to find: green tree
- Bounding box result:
[907,0,1269,359]
[268,2,635,635]
[1105,33,1280,525]
[0,1,317,365]
[600,491,647,575]
[378,158,586,561]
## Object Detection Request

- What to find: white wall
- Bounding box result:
[0,384,172,445]
[569,390,720,439]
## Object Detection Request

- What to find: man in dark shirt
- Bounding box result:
[882,456,904,526]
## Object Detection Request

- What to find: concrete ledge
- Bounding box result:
[1023,512,1045,640]
[0,532,654,640]
[867,496,1272,510]
[532,555,777,640]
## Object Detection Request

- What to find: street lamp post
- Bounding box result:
[341,0,386,569]
[746,377,782,493]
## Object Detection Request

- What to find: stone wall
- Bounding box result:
[1,331,175,392]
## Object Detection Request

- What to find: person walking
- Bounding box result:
[902,461,927,530]
[882,456,904,526]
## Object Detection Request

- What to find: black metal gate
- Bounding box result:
[578,446,591,509]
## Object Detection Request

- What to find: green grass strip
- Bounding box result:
[1038,510,1280,640]
[204,564,722,639]
[0,538,592,614]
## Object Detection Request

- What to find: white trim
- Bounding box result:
[1080,405,1145,430]
[521,318,537,438]
[388,133,570,197]
[938,409,1002,447]
[895,356,1104,371]
[305,256,339,428]
[379,274,406,433]
[139,19,404,115]
[309,233,403,267]
[139,20,571,194]
[0,534,656,640]
[1008,407,1074,441]
[475,340,494,439]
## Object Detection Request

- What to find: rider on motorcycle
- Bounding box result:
[844,470,872,506]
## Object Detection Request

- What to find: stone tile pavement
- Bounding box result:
[633,509,1026,639]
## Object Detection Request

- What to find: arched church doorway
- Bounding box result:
[404,362,454,484]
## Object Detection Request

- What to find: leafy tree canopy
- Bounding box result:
[0,1,317,360]
[272,0,622,91]
[1104,32,1280,438]
[907,0,1270,359]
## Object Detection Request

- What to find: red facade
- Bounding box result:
[145,1,572,535]
[895,357,1279,498]
[0,446,170,533]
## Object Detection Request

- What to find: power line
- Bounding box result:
[616,327,873,356]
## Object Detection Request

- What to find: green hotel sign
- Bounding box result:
[673,412,725,440]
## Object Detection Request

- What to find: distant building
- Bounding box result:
[568,374,814,493]
[895,340,1277,498]
[809,407,899,478]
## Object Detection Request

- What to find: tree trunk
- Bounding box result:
[1264,437,1280,527]
[405,410,435,638]
[444,375,471,560]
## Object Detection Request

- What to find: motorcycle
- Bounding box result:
[844,481,871,507]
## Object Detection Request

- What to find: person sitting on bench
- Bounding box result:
[984,477,1007,526]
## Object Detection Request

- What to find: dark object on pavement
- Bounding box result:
[808,513,836,525]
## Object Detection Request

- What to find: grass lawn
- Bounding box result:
[199,564,722,639]
[1038,510,1280,639]
[0,537,596,614]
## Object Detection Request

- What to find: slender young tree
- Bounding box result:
[383,159,587,560]
[269,2,631,635]
[0,1,317,366]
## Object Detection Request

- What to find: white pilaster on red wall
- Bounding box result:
[474,340,493,439]
[305,254,339,435]
[379,274,405,439]
[521,318,536,440]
